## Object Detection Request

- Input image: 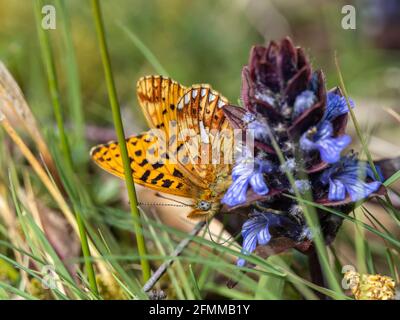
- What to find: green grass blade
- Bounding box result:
[118,23,169,76]
[90,0,150,283]
[188,264,202,300]
[384,169,400,187]
[55,0,87,162]
[34,0,98,295]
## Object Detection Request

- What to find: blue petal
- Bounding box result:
[241,230,258,255]
[257,224,271,245]
[322,155,383,203]
[315,121,334,140]
[328,178,346,201]
[366,163,384,182]
[293,90,316,118]
[241,219,262,254]
[294,179,311,193]
[299,133,315,151]
[317,134,351,163]
[325,92,354,122]
[345,179,381,202]
[221,175,249,206]
[248,120,270,141]
[249,173,269,195]
[236,258,246,267]
[231,162,253,180]
[236,212,284,267]
[300,121,334,153]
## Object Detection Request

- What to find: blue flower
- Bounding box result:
[294,179,311,194]
[279,158,296,173]
[242,112,270,142]
[293,90,316,118]
[324,92,354,122]
[237,212,277,267]
[300,120,351,163]
[222,154,273,207]
[320,156,382,202]
[237,211,312,266]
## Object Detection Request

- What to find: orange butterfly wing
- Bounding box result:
[91,77,234,202]
[175,85,234,188]
[136,75,186,139]
[90,132,193,197]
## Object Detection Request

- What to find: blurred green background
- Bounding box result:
[0,0,399,138]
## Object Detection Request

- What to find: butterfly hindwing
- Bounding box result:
[90,132,192,197]
[136,75,186,140]
[175,85,233,187]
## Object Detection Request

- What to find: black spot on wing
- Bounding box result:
[161,179,174,188]
[172,168,184,178]
[140,170,151,182]
[151,173,164,184]
[152,162,164,169]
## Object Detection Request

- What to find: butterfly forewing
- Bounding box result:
[90,132,193,197]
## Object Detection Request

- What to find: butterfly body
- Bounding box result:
[187,168,232,219]
[91,75,234,219]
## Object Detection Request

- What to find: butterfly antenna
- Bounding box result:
[154,192,194,207]
[205,217,234,245]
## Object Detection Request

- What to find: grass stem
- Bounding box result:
[335,53,399,221]
[34,0,98,296]
[90,0,151,283]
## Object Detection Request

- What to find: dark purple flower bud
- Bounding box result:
[220,37,394,270]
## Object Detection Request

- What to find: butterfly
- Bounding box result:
[90,75,234,219]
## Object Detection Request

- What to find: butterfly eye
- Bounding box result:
[198,200,211,211]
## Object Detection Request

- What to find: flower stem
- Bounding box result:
[90,0,151,283]
[34,0,98,296]
[268,133,344,297]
